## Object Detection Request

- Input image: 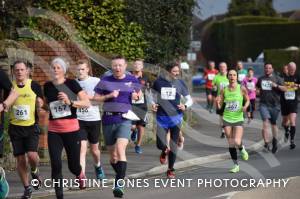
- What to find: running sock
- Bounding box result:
[24,185,30,190]
[115,161,127,186]
[110,162,118,173]
[95,162,101,167]
[284,125,290,134]
[229,147,238,165]
[168,150,177,170]
[31,167,38,174]
[238,145,244,151]
[290,126,296,141]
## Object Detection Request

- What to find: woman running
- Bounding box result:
[44,57,90,199]
[216,69,249,173]
[242,68,257,123]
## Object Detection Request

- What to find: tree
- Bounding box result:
[125,0,195,64]
[227,0,276,17]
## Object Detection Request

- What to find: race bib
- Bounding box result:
[261,80,272,90]
[161,87,176,100]
[284,91,296,100]
[76,107,90,117]
[50,100,71,119]
[246,82,255,90]
[13,105,30,120]
[225,101,240,112]
[208,74,215,81]
[132,92,145,104]
[238,74,246,82]
[220,82,229,90]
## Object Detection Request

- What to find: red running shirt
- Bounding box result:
[204,69,219,89]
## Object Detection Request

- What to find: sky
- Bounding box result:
[195,0,300,20]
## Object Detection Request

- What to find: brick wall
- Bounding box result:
[23,41,88,85]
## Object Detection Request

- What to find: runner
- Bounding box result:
[76,60,105,179]
[0,68,19,199]
[204,61,218,113]
[151,62,193,178]
[8,60,43,199]
[281,62,300,149]
[242,68,258,123]
[130,59,149,154]
[93,55,141,198]
[257,63,287,153]
[216,69,249,173]
[212,62,229,138]
[44,57,90,199]
[236,61,247,83]
[280,64,290,130]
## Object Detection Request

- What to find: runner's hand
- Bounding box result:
[177,104,186,111]
[242,106,247,113]
[152,104,159,112]
[58,92,71,105]
[108,89,120,98]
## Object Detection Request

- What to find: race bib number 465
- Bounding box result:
[161,87,176,100]
[50,100,72,119]
[261,80,272,90]
[13,105,30,120]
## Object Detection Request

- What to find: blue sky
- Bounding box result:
[195,0,300,20]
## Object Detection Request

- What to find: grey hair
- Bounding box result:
[51,57,69,74]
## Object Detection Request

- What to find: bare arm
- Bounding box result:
[242,87,250,112]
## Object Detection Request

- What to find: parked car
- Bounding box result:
[192,67,206,86]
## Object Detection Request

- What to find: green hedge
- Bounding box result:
[201,16,300,66]
[264,49,300,74]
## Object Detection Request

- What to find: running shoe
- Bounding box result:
[135,145,142,154]
[229,164,240,173]
[21,187,32,199]
[209,108,214,113]
[240,147,249,161]
[76,171,87,189]
[131,129,138,142]
[290,141,296,150]
[167,169,175,178]
[0,167,9,199]
[177,136,185,150]
[159,149,169,165]
[31,168,42,190]
[284,132,289,143]
[95,165,105,180]
[113,186,124,198]
[272,138,278,154]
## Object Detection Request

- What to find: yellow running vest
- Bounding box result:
[10,79,36,126]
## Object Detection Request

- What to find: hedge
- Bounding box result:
[201,16,300,66]
[264,49,300,75]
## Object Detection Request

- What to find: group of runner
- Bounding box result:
[0,56,298,199]
[205,61,299,172]
[0,56,193,199]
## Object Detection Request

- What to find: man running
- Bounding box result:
[204,61,218,113]
[242,68,258,123]
[212,62,229,138]
[93,55,141,198]
[8,61,43,199]
[130,59,150,154]
[0,68,18,199]
[257,63,287,153]
[281,62,300,149]
[216,69,249,173]
[76,60,105,180]
[151,62,193,178]
[236,61,247,83]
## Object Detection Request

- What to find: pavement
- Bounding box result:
[3,92,300,199]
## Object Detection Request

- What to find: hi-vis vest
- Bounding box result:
[10,79,36,126]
